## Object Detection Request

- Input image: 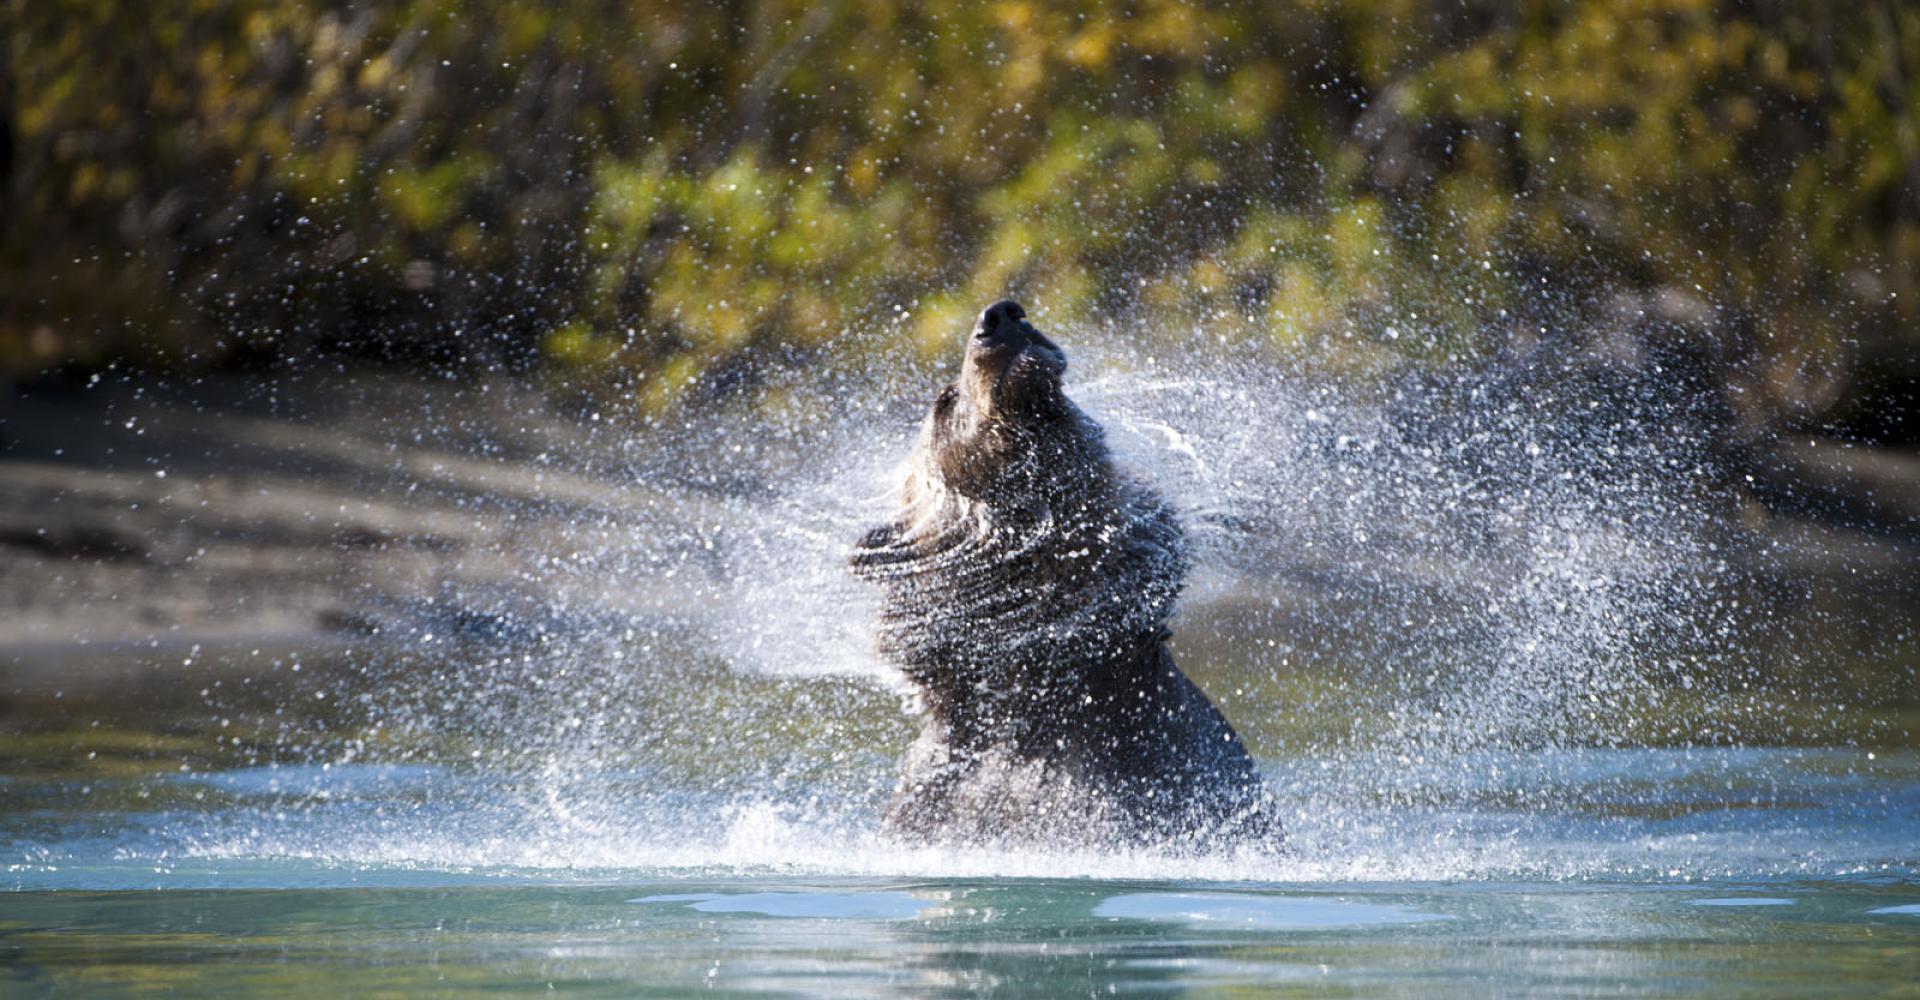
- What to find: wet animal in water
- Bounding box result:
[851,300,1280,850]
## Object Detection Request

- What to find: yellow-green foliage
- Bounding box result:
[4,1,1915,416]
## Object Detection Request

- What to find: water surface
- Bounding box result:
[4,740,1917,997]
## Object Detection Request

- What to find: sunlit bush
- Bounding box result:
[4,1,1913,425]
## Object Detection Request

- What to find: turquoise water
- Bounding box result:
[10,879,1920,997]
[4,746,1917,996]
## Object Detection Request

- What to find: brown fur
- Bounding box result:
[851,301,1280,850]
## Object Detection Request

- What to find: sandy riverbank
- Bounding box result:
[0,372,717,661]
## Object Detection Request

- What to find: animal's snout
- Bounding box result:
[976,300,1028,341]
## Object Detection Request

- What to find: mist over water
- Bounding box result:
[1076,347,1732,753]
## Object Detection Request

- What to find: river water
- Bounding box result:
[4,739,1918,996]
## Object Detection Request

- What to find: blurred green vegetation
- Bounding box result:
[3,1,1916,425]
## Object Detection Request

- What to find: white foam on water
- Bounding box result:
[160,747,1920,886]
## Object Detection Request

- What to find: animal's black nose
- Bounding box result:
[977,300,1027,339]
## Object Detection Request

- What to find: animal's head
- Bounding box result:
[851,299,1186,673]
[916,300,1085,504]
[953,300,1067,422]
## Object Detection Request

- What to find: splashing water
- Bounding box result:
[1077,350,1733,755]
[9,324,1909,890]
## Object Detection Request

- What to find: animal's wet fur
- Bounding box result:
[851,300,1281,851]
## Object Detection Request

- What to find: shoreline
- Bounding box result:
[4,368,1916,707]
